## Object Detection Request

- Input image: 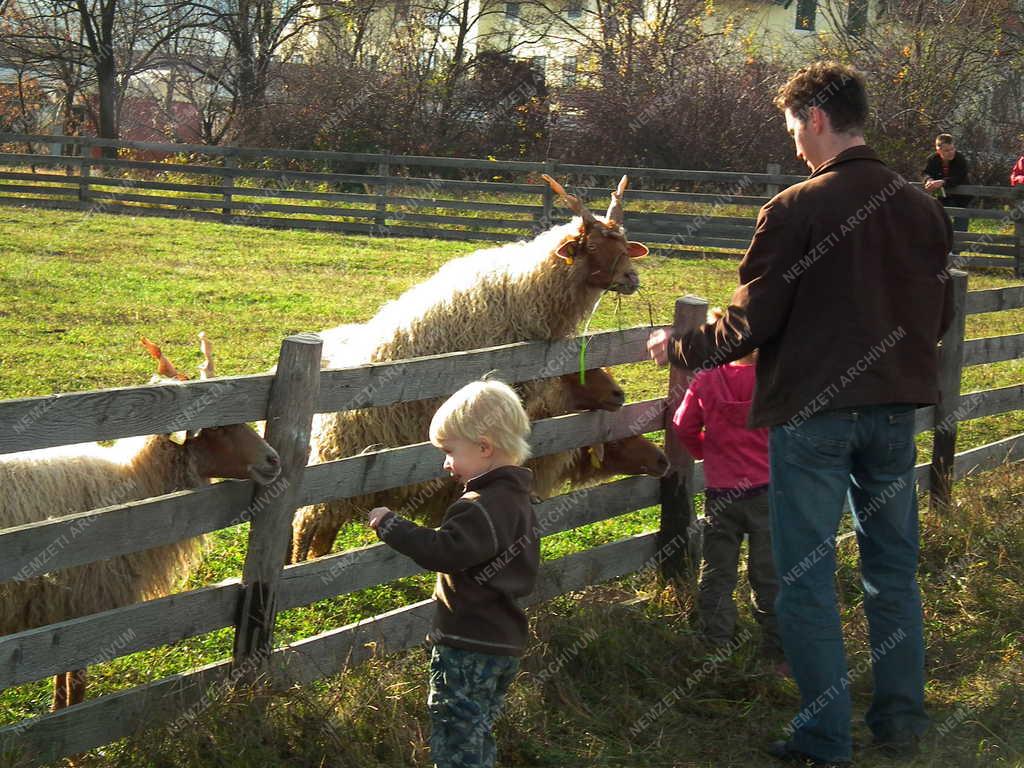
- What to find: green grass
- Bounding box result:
[50,462,1024,767]
[0,205,1022,766]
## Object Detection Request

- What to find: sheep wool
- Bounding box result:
[0,435,205,638]
[292,217,639,562]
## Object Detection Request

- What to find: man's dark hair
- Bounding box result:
[774,61,868,134]
[935,133,954,145]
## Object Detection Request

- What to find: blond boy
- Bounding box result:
[368,379,539,768]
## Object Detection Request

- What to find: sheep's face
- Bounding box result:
[186,425,282,485]
[143,334,281,484]
[560,368,624,412]
[543,173,648,295]
[583,222,647,295]
[591,436,669,477]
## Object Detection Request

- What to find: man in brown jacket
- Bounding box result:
[649,62,953,766]
[369,379,539,768]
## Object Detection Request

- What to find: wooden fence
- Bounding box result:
[0,278,1022,765]
[1,132,1022,276]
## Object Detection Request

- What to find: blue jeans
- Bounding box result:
[769,405,928,762]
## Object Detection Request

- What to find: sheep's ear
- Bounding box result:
[588,444,605,468]
[555,240,577,264]
[627,241,649,259]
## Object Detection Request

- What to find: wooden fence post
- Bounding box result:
[1014,189,1023,278]
[375,155,390,234]
[658,295,707,581]
[929,269,968,513]
[222,152,237,222]
[764,162,781,197]
[540,159,557,230]
[78,137,92,209]
[232,333,321,677]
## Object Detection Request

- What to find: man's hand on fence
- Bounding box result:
[647,328,670,366]
[368,506,392,531]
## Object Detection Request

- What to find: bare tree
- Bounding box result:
[1,0,202,149]
[816,0,1024,180]
[180,0,326,142]
[1,3,91,137]
[517,0,711,89]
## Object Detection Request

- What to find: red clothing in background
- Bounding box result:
[1011,155,1024,186]
[672,362,769,492]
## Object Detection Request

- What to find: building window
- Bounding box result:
[505,2,520,18]
[567,0,582,18]
[795,0,816,29]
[563,55,577,87]
[529,56,547,86]
[846,0,867,33]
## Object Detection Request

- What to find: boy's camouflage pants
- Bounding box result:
[428,644,519,768]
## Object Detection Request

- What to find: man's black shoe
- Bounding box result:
[765,739,853,767]
[872,733,920,759]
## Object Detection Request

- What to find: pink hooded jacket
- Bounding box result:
[672,362,769,492]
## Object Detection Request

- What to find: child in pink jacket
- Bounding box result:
[673,351,783,665]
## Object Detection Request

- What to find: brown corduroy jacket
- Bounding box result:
[376,465,539,657]
[669,146,955,428]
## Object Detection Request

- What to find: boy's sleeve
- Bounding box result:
[672,376,705,460]
[376,498,501,573]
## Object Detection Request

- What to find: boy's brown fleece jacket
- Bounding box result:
[375,465,539,657]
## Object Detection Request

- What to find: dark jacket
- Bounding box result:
[376,465,539,657]
[668,145,954,429]
[923,151,970,208]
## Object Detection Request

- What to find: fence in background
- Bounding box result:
[1,132,1021,276]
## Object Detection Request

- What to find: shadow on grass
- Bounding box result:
[56,462,1024,768]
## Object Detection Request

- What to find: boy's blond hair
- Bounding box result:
[429,380,532,464]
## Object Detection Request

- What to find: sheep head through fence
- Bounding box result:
[541,174,649,295]
[559,367,625,412]
[141,335,282,485]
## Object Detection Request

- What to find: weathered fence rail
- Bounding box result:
[0,320,681,765]
[1,132,1021,275]
[0,279,1022,765]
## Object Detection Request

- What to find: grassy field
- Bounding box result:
[0,205,1022,767]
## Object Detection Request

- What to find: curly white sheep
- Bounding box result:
[0,336,281,710]
[290,176,649,562]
